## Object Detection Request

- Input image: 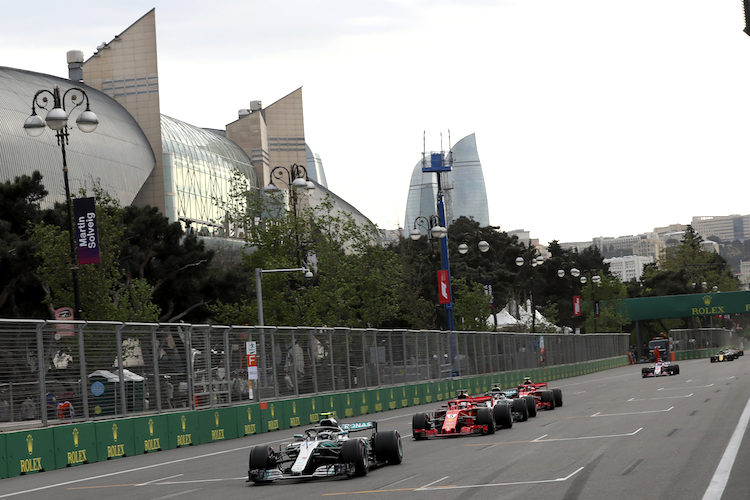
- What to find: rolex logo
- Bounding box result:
[148,418,154,436]
[181,415,186,431]
[703,295,712,306]
[247,407,252,421]
[214,412,220,427]
[347,394,351,405]
[26,434,33,455]
[362,393,366,404]
[271,404,275,417]
[73,428,79,447]
[292,401,297,414]
[390,389,394,398]
[377,393,380,401]
[311,399,316,410]
[112,423,118,442]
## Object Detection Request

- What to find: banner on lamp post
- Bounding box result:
[573,295,581,317]
[73,197,100,265]
[437,270,451,304]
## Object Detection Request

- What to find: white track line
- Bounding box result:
[416,476,449,490]
[702,396,750,499]
[419,467,585,491]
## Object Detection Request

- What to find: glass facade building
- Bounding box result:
[0,67,155,207]
[403,133,490,238]
[161,114,259,236]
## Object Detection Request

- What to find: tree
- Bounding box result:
[0,172,48,317]
[580,272,628,333]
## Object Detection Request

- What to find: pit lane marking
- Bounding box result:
[627,393,693,401]
[136,474,183,486]
[416,476,449,490]
[532,427,642,442]
[591,406,673,417]
[322,467,585,495]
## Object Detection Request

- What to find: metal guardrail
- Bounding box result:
[0,319,635,427]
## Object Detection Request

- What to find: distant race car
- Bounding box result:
[486,385,534,421]
[711,348,743,362]
[412,391,513,439]
[641,360,680,377]
[247,413,402,484]
[505,378,562,412]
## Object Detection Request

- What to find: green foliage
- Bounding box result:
[452,277,492,331]
[580,272,628,333]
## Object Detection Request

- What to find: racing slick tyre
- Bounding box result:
[412,412,430,440]
[493,402,513,429]
[477,407,495,434]
[248,445,273,483]
[342,438,369,477]
[374,430,403,465]
[512,398,529,421]
[540,390,556,410]
[672,364,680,374]
[710,357,715,363]
[524,396,537,418]
[552,388,563,407]
[642,367,649,378]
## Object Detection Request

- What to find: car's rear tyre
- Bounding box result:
[524,396,537,417]
[412,412,430,439]
[477,407,494,434]
[512,398,528,421]
[341,438,369,476]
[540,390,555,409]
[373,430,403,465]
[552,388,563,407]
[493,403,513,429]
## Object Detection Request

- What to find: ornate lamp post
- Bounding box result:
[23,85,99,319]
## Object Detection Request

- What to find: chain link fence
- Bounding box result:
[0,319,636,428]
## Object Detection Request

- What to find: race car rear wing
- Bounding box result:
[339,421,377,432]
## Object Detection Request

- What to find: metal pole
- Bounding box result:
[256,268,264,326]
[37,323,46,427]
[151,326,161,411]
[77,322,89,419]
[116,324,126,416]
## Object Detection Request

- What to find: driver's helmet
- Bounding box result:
[523,377,533,385]
[490,384,502,392]
[319,416,339,428]
[318,430,333,440]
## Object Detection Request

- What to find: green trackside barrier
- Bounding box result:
[198,408,237,443]
[167,411,199,448]
[422,383,433,404]
[368,389,385,413]
[434,380,445,401]
[309,396,323,423]
[339,392,360,418]
[260,400,284,432]
[398,386,409,408]
[384,387,399,410]
[409,384,423,406]
[131,414,168,454]
[357,391,371,416]
[0,433,7,479]
[53,423,97,469]
[6,428,55,477]
[236,403,260,437]
[95,419,134,461]
[283,397,316,428]
[448,379,458,399]
[322,393,339,416]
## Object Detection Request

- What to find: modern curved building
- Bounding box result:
[0,66,155,208]
[0,9,373,244]
[403,133,490,238]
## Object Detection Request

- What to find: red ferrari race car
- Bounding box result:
[505,377,562,412]
[412,391,513,439]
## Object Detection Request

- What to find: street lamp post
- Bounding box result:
[255,267,314,327]
[515,253,544,333]
[264,164,315,266]
[23,85,99,319]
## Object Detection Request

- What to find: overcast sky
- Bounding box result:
[2,0,749,245]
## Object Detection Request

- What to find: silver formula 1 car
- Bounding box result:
[247,413,402,484]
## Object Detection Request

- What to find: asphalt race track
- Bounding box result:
[2,358,749,500]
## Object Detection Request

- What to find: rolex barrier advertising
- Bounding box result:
[6,428,55,477]
[260,401,284,432]
[237,404,260,436]
[54,423,97,469]
[167,412,199,449]
[132,415,168,454]
[96,419,134,461]
[198,408,237,444]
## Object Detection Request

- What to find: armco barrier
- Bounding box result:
[53,423,97,469]
[95,419,134,461]
[6,428,55,477]
[0,355,642,481]
[132,415,168,454]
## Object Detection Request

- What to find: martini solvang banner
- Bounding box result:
[73,197,100,265]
